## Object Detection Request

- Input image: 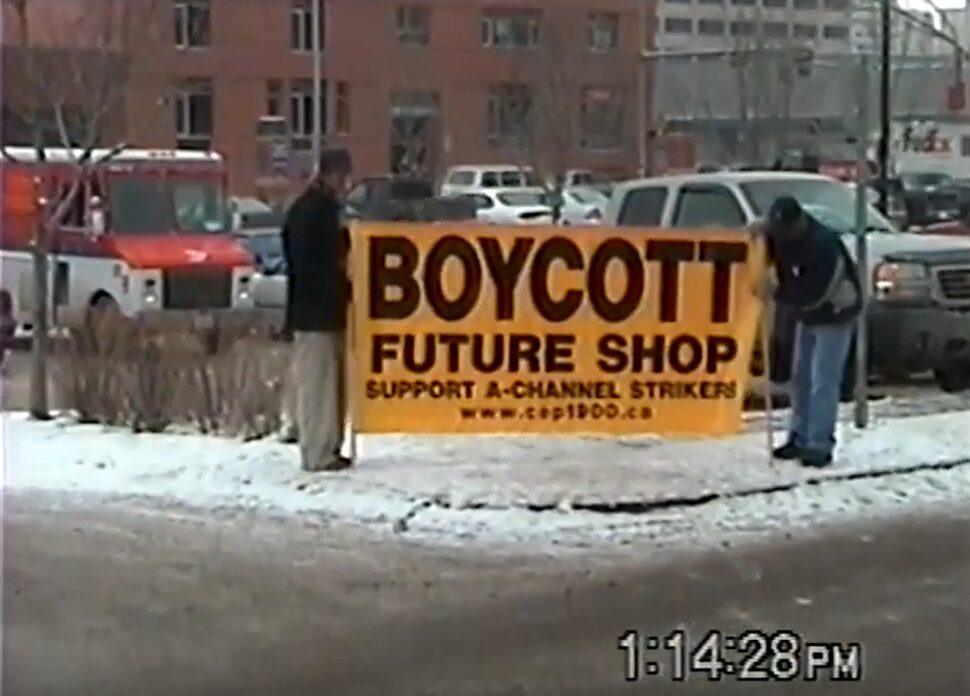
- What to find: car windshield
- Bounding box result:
[109,176,228,234]
[241,210,284,229]
[173,179,230,233]
[902,173,952,187]
[498,191,548,207]
[740,179,898,233]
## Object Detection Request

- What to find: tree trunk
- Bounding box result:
[29,239,51,420]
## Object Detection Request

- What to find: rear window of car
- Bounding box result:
[616,187,668,226]
[498,191,547,207]
[498,170,539,186]
[389,180,434,200]
[446,170,476,186]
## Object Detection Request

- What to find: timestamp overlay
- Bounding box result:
[618,628,865,683]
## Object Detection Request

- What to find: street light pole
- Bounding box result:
[877,0,891,213]
[853,55,871,429]
[311,0,323,174]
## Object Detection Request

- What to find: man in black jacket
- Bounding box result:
[282,148,353,471]
[758,196,863,468]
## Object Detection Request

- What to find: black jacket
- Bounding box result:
[768,215,863,326]
[281,186,350,333]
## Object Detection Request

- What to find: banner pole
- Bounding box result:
[761,300,775,465]
[346,226,358,466]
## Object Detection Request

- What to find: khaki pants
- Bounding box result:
[292,331,346,471]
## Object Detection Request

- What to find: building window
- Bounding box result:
[266,80,282,117]
[731,0,756,6]
[763,0,788,8]
[793,0,818,9]
[291,0,324,52]
[824,0,848,9]
[961,135,970,157]
[697,19,725,35]
[822,24,849,39]
[396,5,430,45]
[664,17,693,34]
[730,20,755,36]
[698,0,722,5]
[174,80,213,150]
[579,86,625,151]
[336,81,350,134]
[588,12,619,52]
[793,23,817,38]
[481,10,541,49]
[173,0,210,49]
[666,0,692,5]
[289,79,326,149]
[764,22,789,38]
[487,83,533,145]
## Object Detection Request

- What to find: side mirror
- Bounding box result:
[88,196,106,237]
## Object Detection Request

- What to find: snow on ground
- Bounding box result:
[2,408,969,550]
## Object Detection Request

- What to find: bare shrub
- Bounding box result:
[56,315,288,437]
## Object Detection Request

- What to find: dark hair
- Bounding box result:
[768,196,804,233]
[318,148,352,176]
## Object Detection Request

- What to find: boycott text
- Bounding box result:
[369,235,747,324]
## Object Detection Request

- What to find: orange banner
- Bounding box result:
[351,223,765,435]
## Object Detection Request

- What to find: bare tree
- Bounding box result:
[2,0,173,419]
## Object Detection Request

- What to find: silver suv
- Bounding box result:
[605,172,970,391]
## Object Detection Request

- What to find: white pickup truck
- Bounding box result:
[604,171,970,392]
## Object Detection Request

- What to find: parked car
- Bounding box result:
[459,188,554,225]
[605,171,970,392]
[559,187,609,225]
[440,165,540,197]
[233,229,286,311]
[899,171,962,226]
[229,196,283,232]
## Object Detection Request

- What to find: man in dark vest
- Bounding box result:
[281,148,353,471]
[758,196,863,468]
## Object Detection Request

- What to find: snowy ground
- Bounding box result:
[3,404,969,552]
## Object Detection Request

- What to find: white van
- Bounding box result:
[440,165,540,197]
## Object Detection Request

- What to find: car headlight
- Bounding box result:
[873,262,931,300]
[142,278,159,305]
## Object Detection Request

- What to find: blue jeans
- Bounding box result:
[788,320,854,456]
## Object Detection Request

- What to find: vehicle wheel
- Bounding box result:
[934,362,970,393]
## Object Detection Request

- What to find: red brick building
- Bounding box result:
[3,0,653,197]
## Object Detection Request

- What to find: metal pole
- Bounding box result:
[877,0,891,213]
[324,0,336,145]
[637,0,648,176]
[311,0,323,173]
[854,55,871,429]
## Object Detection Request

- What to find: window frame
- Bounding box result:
[486,83,534,146]
[578,86,626,152]
[663,17,693,34]
[288,79,327,149]
[174,80,214,150]
[396,4,431,45]
[481,11,541,49]
[173,0,211,49]
[290,0,324,53]
[587,11,619,52]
